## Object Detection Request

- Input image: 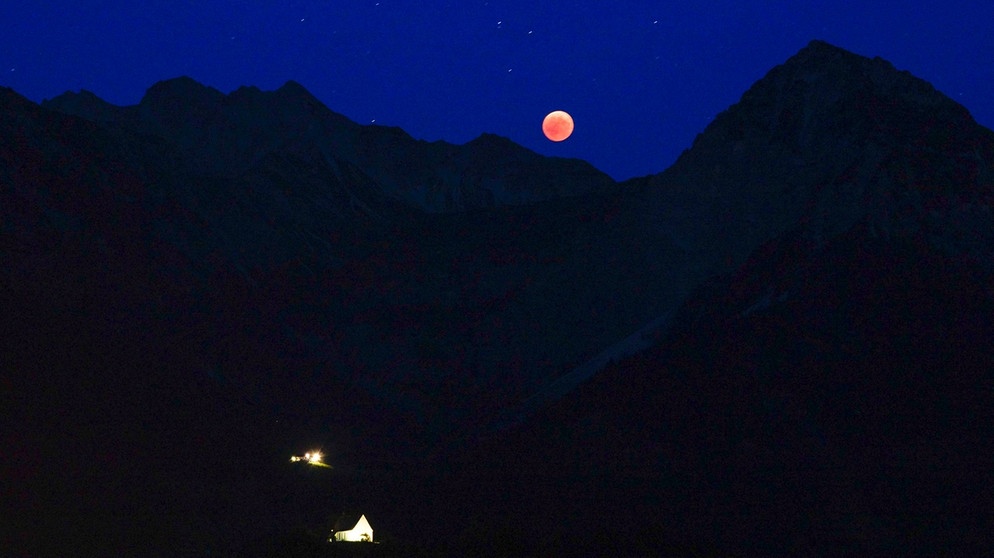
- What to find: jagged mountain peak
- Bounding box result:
[34,75,615,212]
[640,40,994,267]
[275,79,316,99]
[136,76,342,135]
[783,39,963,106]
[750,38,975,133]
[140,75,225,108]
[1,86,39,117]
[226,79,324,108]
[43,87,104,106]
[464,132,541,162]
[466,131,525,149]
[40,88,122,125]
[670,39,986,176]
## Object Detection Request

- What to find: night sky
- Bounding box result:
[3,2,993,180]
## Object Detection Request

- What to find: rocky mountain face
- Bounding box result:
[441,40,994,556]
[627,39,993,283]
[1,77,668,555]
[3,40,993,556]
[42,77,615,213]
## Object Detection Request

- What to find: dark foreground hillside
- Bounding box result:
[437,40,994,556]
[448,230,994,556]
[3,40,994,556]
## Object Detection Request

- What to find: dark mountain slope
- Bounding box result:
[444,41,994,556]
[32,81,649,442]
[44,78,615,213]
[0,86,411,556]
[2,82,672,554]
[5,38,994,556]
[627,39,994,277]
[456,230,994,556]
[38,78,687,433]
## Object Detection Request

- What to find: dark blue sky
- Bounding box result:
[3,1,992,180]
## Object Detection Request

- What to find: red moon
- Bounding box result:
[542,110,574,142]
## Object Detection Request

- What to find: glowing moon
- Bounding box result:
[542,110,574,142]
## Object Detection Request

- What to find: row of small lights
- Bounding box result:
[290,450,324,464]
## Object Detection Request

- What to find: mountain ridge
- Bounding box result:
[4,39,994,555]
[43,77,616,213]
[444,39,994,556]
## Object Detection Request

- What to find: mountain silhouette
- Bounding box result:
[43,77,615,212]
[442,40,994,556]
[3,39,992,556]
